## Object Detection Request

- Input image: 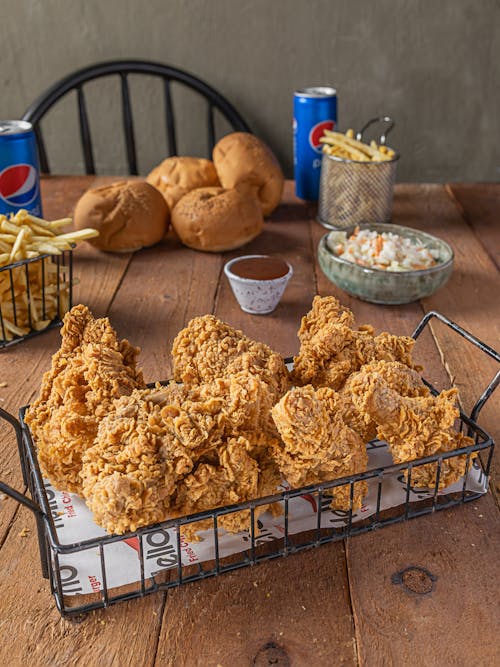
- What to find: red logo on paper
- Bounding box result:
[301,493,318,513]
[309,120,335,153]
[124,536,140,552]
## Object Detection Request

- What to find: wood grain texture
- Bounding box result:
[0,176,130,543]
[395,185,499,492]
[0,176,159,667]
[311,184,500,667]
[153,181,356,665]
[347,495,500,667]
[0,176,106,543]
[0,179,498,667]
[156,543,356,667]
[106,234,223,381]
[0,506,164,667]
[447,183,500,270]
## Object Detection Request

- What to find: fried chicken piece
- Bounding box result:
[166,376,282,539]
[172,315,290,401]
[192,373,277,435]
[25,305,145,493]
[292,296,416,390]
[173,437,256,536]
[338,361,430,442]
[81,386,194,534]
[172,432,282,541]
[271,385,368,510]
[81,374,280,535]
[296,295,356,345]
[348,366,473,488]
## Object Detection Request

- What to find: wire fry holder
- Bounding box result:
[0,250,73,349]
[0,311,498,618]
[318,116,399,230]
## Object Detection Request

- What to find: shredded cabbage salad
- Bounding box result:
[329,228,440,271]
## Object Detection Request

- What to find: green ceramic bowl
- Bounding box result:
[318,223,454,305]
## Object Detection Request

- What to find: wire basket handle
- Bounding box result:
[0,406,45,517]
[412,311,500,422]
[356,116,395,146]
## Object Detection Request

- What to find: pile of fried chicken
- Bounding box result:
[25,297,472,536]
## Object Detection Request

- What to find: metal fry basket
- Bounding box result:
[0,311,498,619]
[318,116,399,229]
[0,250,73,349]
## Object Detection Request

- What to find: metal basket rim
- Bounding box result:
[18,392,493,554]
[322,150,400,165]
[0,244,75,272]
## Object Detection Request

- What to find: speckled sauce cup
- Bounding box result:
[224,255,293,314]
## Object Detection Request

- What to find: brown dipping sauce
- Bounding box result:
[230,256,289,280]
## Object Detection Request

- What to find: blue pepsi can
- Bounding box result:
[0,120,42,217]
[294,87,337,201]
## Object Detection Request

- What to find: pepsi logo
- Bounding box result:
[309,120,336,153]
[0,164,39,207]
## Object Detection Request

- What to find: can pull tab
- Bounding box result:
[356,116,395,146]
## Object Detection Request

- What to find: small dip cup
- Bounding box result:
[224,254,293,314]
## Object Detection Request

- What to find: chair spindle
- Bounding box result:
[163,79,177,157]
[120,73,138,175]
[207,103,215,155]
[34,124,50,174]
[77,86,96,175]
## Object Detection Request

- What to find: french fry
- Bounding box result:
[0,209,98,343]
[48,218,72,229]
[321,128,396,162]
[9,227,27,262]
[25,213,53,228]
[55,228,99,242]
[3,318,30,337]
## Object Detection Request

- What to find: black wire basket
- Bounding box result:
[0,250,73,349]
[0,311,498,619]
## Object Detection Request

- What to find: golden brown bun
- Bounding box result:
[146,157,220,211]
[212,132,284,216]
[74,180,169,252]
[172,187,263,252]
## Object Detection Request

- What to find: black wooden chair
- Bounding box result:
[22,59,251,175]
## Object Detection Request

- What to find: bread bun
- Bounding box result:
[212,132,284,216]
[74,180,169,252]
[146,157,220,211]
[172,187,263,252]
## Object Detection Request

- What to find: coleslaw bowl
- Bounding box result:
[318,222,454,304]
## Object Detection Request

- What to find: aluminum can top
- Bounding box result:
[0,120,33,135]
[294,87,337,98]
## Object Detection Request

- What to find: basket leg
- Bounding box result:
[35,514,50,579]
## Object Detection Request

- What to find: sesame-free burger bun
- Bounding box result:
[171,187,264,252]
[212,132,284,216]
[146,157,220,211]
[73,180,169,252]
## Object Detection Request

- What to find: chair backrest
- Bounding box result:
[22,59,251,175]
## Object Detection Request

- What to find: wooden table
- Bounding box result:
[0,178,498,666]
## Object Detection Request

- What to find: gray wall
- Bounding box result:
[1,0,498,181]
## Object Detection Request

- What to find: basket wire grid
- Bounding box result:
[317,116,399,230]
[0,311,498,619]
[0,250,73,349]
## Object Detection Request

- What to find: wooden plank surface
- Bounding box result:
[310,184,500,666]
[447,183,500,270]
[398,185,499,493]
[0,176,165,666]
[0,179,498,666]
[157,543,356,667]
[347,495,500,667]
[154,182,356,665]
